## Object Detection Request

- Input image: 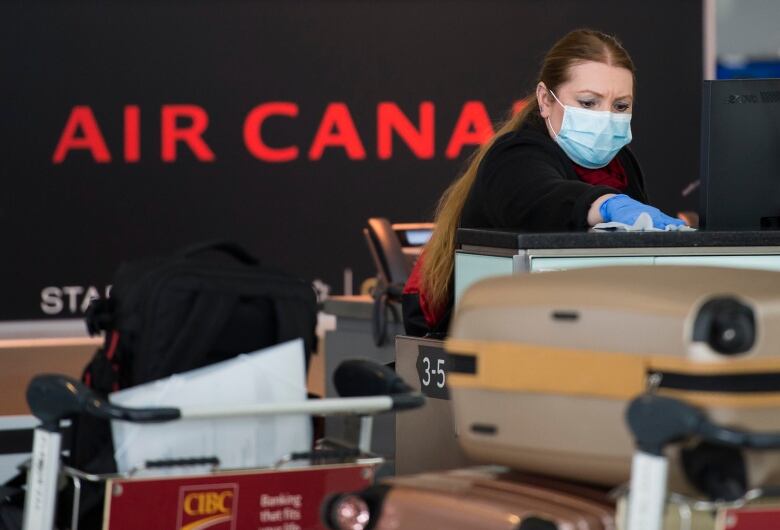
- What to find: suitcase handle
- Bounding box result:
[179,240,259,265]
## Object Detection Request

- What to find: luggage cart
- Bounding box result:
[624,393,780,530]
[22,359,424,530]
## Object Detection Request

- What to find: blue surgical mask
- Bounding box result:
[546,89,632,169]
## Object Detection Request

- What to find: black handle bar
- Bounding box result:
[27,374,181,427]
[27,359,424,426]
[626,393,780,456]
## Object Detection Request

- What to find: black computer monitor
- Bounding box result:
[700,78,780,230]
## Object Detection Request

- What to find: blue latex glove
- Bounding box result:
[599,194,686,229]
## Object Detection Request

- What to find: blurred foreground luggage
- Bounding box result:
[324,467,615,530]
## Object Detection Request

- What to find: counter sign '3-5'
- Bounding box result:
[416,346,450,400]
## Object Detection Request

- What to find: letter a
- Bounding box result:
[308,103,366,160]
[444,101,493,159]
[52,106,111,163]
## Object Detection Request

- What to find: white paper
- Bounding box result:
[594,212,696,232]
[110,339,311,475]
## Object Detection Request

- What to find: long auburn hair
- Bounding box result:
[422,29,636,310]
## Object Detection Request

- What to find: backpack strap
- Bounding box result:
[82,329,123,392]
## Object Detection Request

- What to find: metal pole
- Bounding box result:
[358,416,373,454]
[23,427,62,530]
[180,395,395,420]
[626,451,669,530]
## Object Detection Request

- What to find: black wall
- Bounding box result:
[0,0,703,320]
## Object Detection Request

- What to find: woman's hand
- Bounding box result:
[594,194,687,229]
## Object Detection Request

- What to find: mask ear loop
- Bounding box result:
[544,88,565,138]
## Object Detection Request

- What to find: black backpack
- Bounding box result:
[82,241,316,393]
[67,241,318,527]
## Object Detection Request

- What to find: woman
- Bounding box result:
[403,28,685,337]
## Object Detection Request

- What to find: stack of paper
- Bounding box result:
[109,339,311,475]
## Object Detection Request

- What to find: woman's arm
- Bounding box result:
[479,148,619,231]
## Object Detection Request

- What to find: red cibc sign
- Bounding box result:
[102,463,375,530]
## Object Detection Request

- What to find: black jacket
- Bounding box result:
[460,113,648,231]
[402,113,648,338]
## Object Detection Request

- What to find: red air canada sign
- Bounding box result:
[52,101,526,164]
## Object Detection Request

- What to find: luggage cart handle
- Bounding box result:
[625,393,780,530]
[332,359,425,411]
[26,361,425,426]
[626,393,780,455]
[389,393,425,411]
[27,374,180,426]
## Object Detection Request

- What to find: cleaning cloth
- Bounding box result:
[593,212,696,232]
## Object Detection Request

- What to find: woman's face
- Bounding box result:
[537,60,634,138]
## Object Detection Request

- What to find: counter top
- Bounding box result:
[457,229,780,250]
[322,295,374,319]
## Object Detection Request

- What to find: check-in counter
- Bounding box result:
[395,336,472,475]
[455,229,780,303]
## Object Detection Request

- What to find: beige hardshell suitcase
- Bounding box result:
[445,266,780,497]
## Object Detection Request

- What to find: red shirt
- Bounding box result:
[572,156,628,191]
[402,253,443,329]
